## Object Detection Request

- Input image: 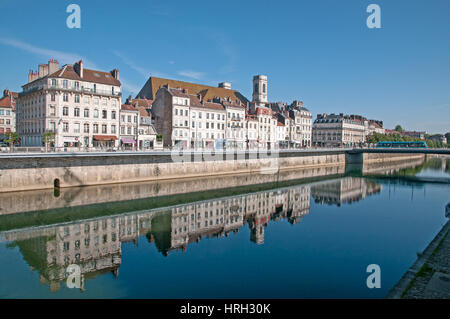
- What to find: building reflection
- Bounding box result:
[3,177,380,292]
[311,177,382,206]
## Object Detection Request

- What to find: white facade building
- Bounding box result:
[17,60,121,148]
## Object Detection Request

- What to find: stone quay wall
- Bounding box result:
[0,151,346,193]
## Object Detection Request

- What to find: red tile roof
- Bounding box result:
[33,64,121,86]
[138,76,249,104]
[0,96,13,108]
[121,104,138,112]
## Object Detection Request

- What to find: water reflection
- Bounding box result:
[1,177,383,292]
[312,178,382,206]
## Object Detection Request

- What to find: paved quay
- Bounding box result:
[387,219,450,299]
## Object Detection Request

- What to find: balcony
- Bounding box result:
[20,83,121,98]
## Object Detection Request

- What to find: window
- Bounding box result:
[93,124,98,133]
[74,81,80,90]
[51,79,57,87]
[94,109,99,118]
[63,80,68,88]
[102,98,107,106]
[74,95,80,103]
[50,122,56,132]
[74,108,80,117]
[120,126,125,134]
[84,123,89,133]
[111,111,116,119]
[84,96,90,104]
[74,123,80,133]
[84,108,89,117]
[63,122,69,132]
[102,110,107,119]
[111,125,116,134]
[102,124,107,134]
[127,127,131,134]
[51,93,56,102]
[63,93,68,102]
[63,106,69,116]
[127,115,131,122]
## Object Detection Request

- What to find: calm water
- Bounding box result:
[0,158,449,298]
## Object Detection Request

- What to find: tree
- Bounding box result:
[5,132,19,149]
[394,125,403,132]
[42,131,56,151]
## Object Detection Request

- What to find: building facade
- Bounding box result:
[312,113,366,147]
[17,60,121,148]
[0,89,17,138]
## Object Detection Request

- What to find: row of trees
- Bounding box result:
[366,132,448,148]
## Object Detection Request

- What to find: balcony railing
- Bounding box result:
[20,84,121,97]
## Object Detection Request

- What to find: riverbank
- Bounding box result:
[386,219,450,299]
[0,150,426,192]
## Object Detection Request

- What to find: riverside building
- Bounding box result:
[0,89,17,138]
[16,60,121,148]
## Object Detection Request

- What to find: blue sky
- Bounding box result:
[0,0,449,133]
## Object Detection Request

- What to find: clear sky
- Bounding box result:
[0,0,449,133]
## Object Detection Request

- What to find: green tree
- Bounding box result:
[5,132,19,149]
[42,131,56,151]
[394,125,403,132]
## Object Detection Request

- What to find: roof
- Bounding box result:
[137,76,249,104]
[136,106,151,117]
[30,64,121,87]
[188,93,224,111]
[0,96,14,109]
[130,98,153,108]
[121,104,138,112]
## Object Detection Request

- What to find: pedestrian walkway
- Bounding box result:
[387,220,450,298]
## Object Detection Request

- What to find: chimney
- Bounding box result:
[74,60,84,78]
[3,89,9,98]
[28,70,38,83]
[111,68,119,80]
[48,59,59,74]
[38,64,49,78]
[218,82,231,89]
